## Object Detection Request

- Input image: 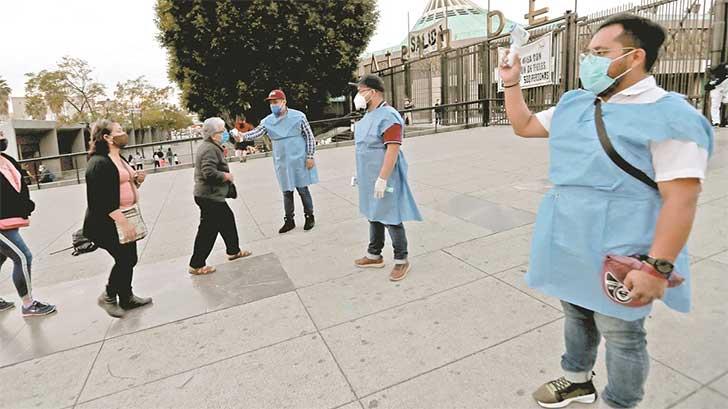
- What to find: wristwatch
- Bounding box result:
[638,255,674,280]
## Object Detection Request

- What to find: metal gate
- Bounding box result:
[374,0,725,124]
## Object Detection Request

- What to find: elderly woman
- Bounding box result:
[0,130,56,316]
[188,117,252,275]
[84,120,152,318]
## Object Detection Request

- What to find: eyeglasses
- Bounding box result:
[579,47,635,61]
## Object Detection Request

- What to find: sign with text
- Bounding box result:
[496,32,553,91]
[409,22,449,56]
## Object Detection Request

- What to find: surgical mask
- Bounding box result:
[579,49,636,95]
[271,104,283,116]
[0,139,7,152]
[354,90,372,110]
[221,130,230,144]
[112,133,129,148]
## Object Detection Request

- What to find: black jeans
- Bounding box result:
[368,221,408,262]
[283,186,314,218]
[190,197,240,268]
[99,241,138,299]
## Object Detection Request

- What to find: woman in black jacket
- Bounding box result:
[0,130,56,316]
[84,120,151,318]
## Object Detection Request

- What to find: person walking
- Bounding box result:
[134,152,144,170]
[0,131,56,317]
[350,75,422,282]
[238,90,318,233]
[84,120,152,318]
[706,62,728,127]
[499,14,713,409]
[234,115,255,163]
[188,117,252,275]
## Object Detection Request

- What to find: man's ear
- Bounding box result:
[634,48,648,70]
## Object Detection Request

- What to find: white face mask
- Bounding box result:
[354,90,371,110]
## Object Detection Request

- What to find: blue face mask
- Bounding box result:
[579,50,635,95]
[221,130,230,144]
[270,104,282,116]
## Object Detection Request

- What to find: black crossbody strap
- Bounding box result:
[594,99,658,191]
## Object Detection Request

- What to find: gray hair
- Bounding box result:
[202,117,225,139]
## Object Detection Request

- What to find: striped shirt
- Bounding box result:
[241,111,316,158]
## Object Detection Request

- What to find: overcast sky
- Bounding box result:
[2,0,633,100]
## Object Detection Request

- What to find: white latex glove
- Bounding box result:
[374,177,387,199]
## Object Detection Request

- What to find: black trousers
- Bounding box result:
[189,197,240,268]
[99,241,138,299]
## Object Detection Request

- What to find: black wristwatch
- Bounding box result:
[639,255,674,279]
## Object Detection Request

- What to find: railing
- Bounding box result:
[18,98,506,188]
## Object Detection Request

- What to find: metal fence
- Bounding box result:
[376,0,725,121]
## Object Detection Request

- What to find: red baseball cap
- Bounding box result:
[265,89,286,101]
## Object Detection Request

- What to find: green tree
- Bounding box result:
[0,77,10,117]
[24,56,106,123]
[112,76,191,130]
[155,0,377,122]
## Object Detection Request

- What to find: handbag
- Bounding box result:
[601,254,685,307]
[227,182,238,199]
[116,163,147,244]
[116,204,148,244]
[0,217,30,230]
[593,98,658,190]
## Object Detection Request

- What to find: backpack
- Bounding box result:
[72,228,98,256]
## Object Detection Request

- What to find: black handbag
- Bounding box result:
[227,182,238,199]
[594,99,658,191]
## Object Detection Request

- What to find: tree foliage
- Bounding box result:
[110,76,190,130]
[23,59,192,130]
[155,0,378,122]
[24,57,106,123]
[0,77,11,117]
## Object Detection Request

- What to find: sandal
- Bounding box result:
[188,266,216,275]
[227,250,253,261]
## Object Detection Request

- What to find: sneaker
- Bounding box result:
[533,376,597,408]
[279,218,296,234]
[22,300,57,317]
[97,291,125,318]
[0,298,15,312]
[389,262,411,281]
[354,256,385,269]
[119,294,153,311]
[303,214,315,231]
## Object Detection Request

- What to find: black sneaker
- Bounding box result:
[278,217,296,234]
[533,376,597,408]
[97,291,125,318]
[0,298,15,312]
[22,300,57,317]
[303,214,315,231]
[119,294,153,311]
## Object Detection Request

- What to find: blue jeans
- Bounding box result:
[367,221,408,263]
[561,301,649,409]
[283,186,314,218]
[0,229,33,298]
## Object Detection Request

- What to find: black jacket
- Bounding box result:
[0,153,35,219]
[83,154,122,247]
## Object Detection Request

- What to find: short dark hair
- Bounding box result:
[598,13,666,72]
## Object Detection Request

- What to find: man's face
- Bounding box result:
[586,24,641,78]
[357,85,374,100]
[270,99,286,110]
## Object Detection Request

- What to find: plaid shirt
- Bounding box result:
[241,112,316,159]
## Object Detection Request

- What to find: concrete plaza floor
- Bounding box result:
[1,126,727,409]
